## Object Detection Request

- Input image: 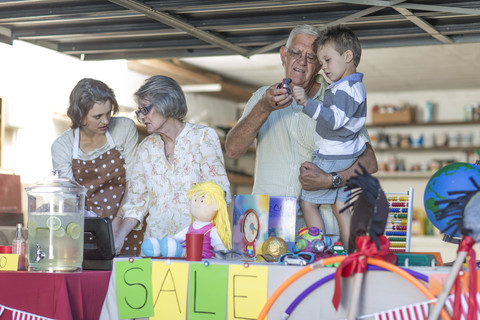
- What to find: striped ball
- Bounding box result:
[141,237,162,257]
[160,237,184,257]
[295,238,309,251]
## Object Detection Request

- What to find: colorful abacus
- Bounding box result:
[385,188,414,253]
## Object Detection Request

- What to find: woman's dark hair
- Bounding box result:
[67,78,119,129]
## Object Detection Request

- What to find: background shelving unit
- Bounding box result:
[368,120,480,128]
[368,119,480,211]
[368,120,480,174]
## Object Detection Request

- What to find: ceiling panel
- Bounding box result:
[1,0,480,60]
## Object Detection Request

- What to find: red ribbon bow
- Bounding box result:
[453,236,477,320]
[332,235,392,310]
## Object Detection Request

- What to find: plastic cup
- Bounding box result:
[0,246,12,253]
[186,233,204,261]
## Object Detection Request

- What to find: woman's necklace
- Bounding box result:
[164,142,175,162]
[163,121,185,162]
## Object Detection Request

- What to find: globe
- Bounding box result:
[424,162,480,237]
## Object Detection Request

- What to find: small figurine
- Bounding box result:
[331,241,347,256]
[142,181,232,259]
[294,226,333,261]
[295,227,332,252]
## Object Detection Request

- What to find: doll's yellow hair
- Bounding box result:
[188,181,232,250]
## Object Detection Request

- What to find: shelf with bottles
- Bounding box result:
[373,145,480,153]
[367,119,480,129]
[374,151,476,179]
[369,123,480,152]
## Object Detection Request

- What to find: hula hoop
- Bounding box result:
[256,256,450,320]
[283,265,430,318]
[283,272,334,318]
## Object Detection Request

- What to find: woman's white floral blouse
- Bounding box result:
[121,122,231,240]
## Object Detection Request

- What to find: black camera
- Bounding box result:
[277,78,292,94]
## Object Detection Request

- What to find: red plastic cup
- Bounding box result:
[0,246,12,254]
[186,233,204,261]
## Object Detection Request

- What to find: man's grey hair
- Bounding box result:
[285,24,320,48]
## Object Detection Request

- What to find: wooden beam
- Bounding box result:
[127,59,254,102]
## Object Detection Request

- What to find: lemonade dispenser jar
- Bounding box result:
[25,170,87,272]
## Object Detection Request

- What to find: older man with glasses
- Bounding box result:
[225,24,377,240]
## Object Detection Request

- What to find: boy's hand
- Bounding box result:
[292,86,307,106]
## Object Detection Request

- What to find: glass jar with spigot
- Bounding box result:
[25,170,87,272]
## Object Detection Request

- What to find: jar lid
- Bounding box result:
[25,170,87,195]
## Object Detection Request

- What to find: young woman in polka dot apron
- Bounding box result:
[71,127,145,255]
[52,78,143,256]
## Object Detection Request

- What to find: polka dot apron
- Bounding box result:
[72,128,145,256]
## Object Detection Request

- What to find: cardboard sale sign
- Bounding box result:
[115,259,268,320]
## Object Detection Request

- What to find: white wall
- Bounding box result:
[0,40,240,218]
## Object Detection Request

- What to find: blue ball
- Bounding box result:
[160,237,184,257]
[424,162,480,237]
[141,237,162,257]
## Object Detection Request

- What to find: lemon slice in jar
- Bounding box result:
[54,226,66,238]
[28,220,37,237]
[46,216,62,230]
[66,223,81,240]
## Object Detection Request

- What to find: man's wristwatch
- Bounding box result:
[331,172,342,188]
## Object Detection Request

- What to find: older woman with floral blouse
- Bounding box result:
[114,75,231,254]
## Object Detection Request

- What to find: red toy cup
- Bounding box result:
[186,233,204,261]
[0,245,12,254]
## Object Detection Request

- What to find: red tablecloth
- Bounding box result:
[0,270,111,320]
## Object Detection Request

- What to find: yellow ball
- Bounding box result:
[261,237,288,262]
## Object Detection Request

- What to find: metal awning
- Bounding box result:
[1,0,479,61]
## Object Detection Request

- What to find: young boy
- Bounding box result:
[292,25,366,250]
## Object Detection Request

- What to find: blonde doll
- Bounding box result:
[142,181,232,258]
